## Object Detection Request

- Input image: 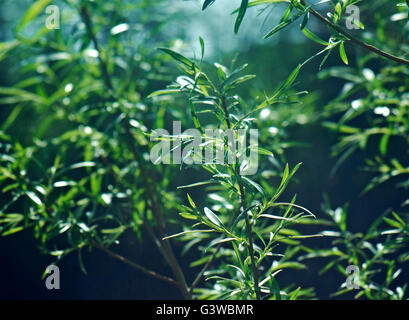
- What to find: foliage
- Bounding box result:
[149,45,320,299]
[0,0,408,300]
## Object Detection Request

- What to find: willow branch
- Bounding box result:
[304,2,409,66]
[238,183,261,300]
[223,93,261,300]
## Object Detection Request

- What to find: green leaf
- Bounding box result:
[225,75,256,88]
[241,176,267,200]
[53,180,76,187]
[319,47,334,70]
[206,237,237,251]
[271,261,306,272]
[162,229,215,240]
[147,89,180,98]
[300,12,309,30]
[179,212,198,220]
[26,191,42,206]
[190,255,213,267]
[334,2,342,23]
[281,4,293,22]
[264,10,305,39]
[350,18,365,30]
[204,207,224,227]
[264,21,290,39]
[231,205,258,230]
[177,180,214,189]
[302,27,329,45]
[384,217,402,229]
[78,248,88,275]
[67,162,96,170]
[339,42,349,65]
[187,193,197,209]
[289,287,301,300]
[267,274,281,300]
[221,63,249,88]
[0,213,23,224]
[234,0,249,34]
[202,0,216,10]
[2,226,24,236]
[159,48,195,70]
[0,86,45,104]
[259,214,296,222]
[379,133,390,156]
[199,36,205,59]
[268,162,302,204]
[255,147,274,157]
[271,64,301,98]
[226,264,246,278]
[101,226,126,234]
[17,0,53,32]
[391,211,405,226]
[0,40,19,62]
[233,0,290,14]
[215,64,227,82]
[189,100,204,134]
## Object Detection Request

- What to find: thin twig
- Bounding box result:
[93,241,179,287]
[189,247,220,291]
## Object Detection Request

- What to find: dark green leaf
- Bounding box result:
[202,0,216,10]
[234,0,249,34]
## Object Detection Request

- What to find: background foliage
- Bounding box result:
[0,0,408,299]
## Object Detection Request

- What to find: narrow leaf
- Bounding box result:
[302,27,329,45]
[187,193,197,209]
[271,64,301,98]
[234,0,249,34]
[199,36,205,59]
[204,207,224,227]
[17,0,53,32]
[159,48,195,69]
[202,0,216,10]
[339,42,349,65]
[162,229,215,240]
